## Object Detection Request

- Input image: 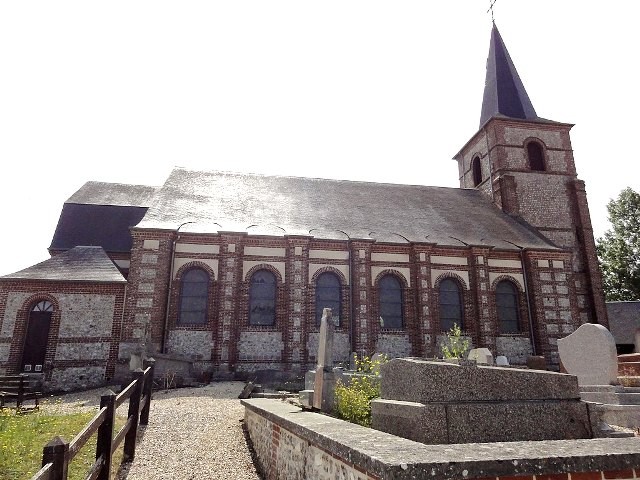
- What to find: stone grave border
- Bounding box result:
[242,398,640,480]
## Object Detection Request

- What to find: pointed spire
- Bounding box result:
[479,23,538,127]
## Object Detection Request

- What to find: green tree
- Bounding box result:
[596,187,640,301]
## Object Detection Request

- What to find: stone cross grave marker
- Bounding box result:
[313,308,334,410]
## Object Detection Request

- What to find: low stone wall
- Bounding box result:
[242,398,640,480]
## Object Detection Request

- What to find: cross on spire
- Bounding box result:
[487,0,497,23]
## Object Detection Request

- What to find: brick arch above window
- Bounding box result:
[243,263,283,283]
[490,274,524,292]
[310,266,348,285]
[22,293,60,314]
[174,260,217,282]
[433,272,469,291]
[373,269,409,289]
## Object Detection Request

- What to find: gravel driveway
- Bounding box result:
[44,382,262,480]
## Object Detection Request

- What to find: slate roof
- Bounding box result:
[480,24,546,128]
[50,181,158,253]
[606,301,640,345]
[136,167,558,251]
[1,246,126,283]
[67,181,158,206]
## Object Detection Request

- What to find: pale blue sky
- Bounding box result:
[1,1,638,276]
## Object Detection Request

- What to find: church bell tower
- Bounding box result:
[453,23,608,327]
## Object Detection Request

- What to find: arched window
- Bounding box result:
[378,275,403,329]
[178,268,210,324]
[315,272,341,326]
[472,156,482,187]
[32,301,53,312]
[527,141,545,171]
[439,278,463,331]
[496,280,520,333]
[249,269,277,326]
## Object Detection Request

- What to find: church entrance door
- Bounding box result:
[21,301,53,373]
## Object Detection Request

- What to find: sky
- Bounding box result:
[1,1,639,277]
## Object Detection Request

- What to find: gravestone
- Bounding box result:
[496,355,509,366]
[313,308,336,411]
[467,348,493,365]
[371,358,594,444]
[557,323,618,386]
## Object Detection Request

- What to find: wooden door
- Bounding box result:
[22,311,52,372]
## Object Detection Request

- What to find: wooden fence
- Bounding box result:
[30,359,156,480]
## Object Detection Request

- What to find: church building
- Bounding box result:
[0,24,607,390]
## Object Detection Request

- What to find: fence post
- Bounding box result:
[96,390,116,480]
[18,374,27,410]
[140,358,155,425]
[42,436,69,480]
[123,368,144,462]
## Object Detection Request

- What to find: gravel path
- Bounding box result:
[44,382,262,480]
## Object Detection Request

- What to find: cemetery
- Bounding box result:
[241,309,640,480]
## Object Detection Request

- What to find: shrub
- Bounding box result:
[334,354,388,427]
[440,323,470,359]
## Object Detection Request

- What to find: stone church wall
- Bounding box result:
[0,280,125,391]
[121,229,582,374]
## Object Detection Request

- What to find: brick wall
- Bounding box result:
[120,228,585,371]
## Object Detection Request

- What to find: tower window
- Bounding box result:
[472,156,482,187]
[527,142,545,171]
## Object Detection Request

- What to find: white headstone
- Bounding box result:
[557,323,618,386]
[496,355,509,366]
[467,348,493,365]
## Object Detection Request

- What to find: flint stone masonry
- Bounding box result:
[495,336,533,364]
[167,331,213,360]
[1,292,30,336]
[371,358,592,444]
[49,366,106,392]
[374,334,412,358]
[54,342,110,361]
[243,398,640,480]
[558,323,618,386]
[57,294,116,337]
[238,332,283,361]
[235,362,285,372]
[118,342,142,361]
[0,344,10,362]
[307,332,350,363]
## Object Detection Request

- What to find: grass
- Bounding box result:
[0,406,126,480]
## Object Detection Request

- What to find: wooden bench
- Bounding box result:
[0,374,41,410]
